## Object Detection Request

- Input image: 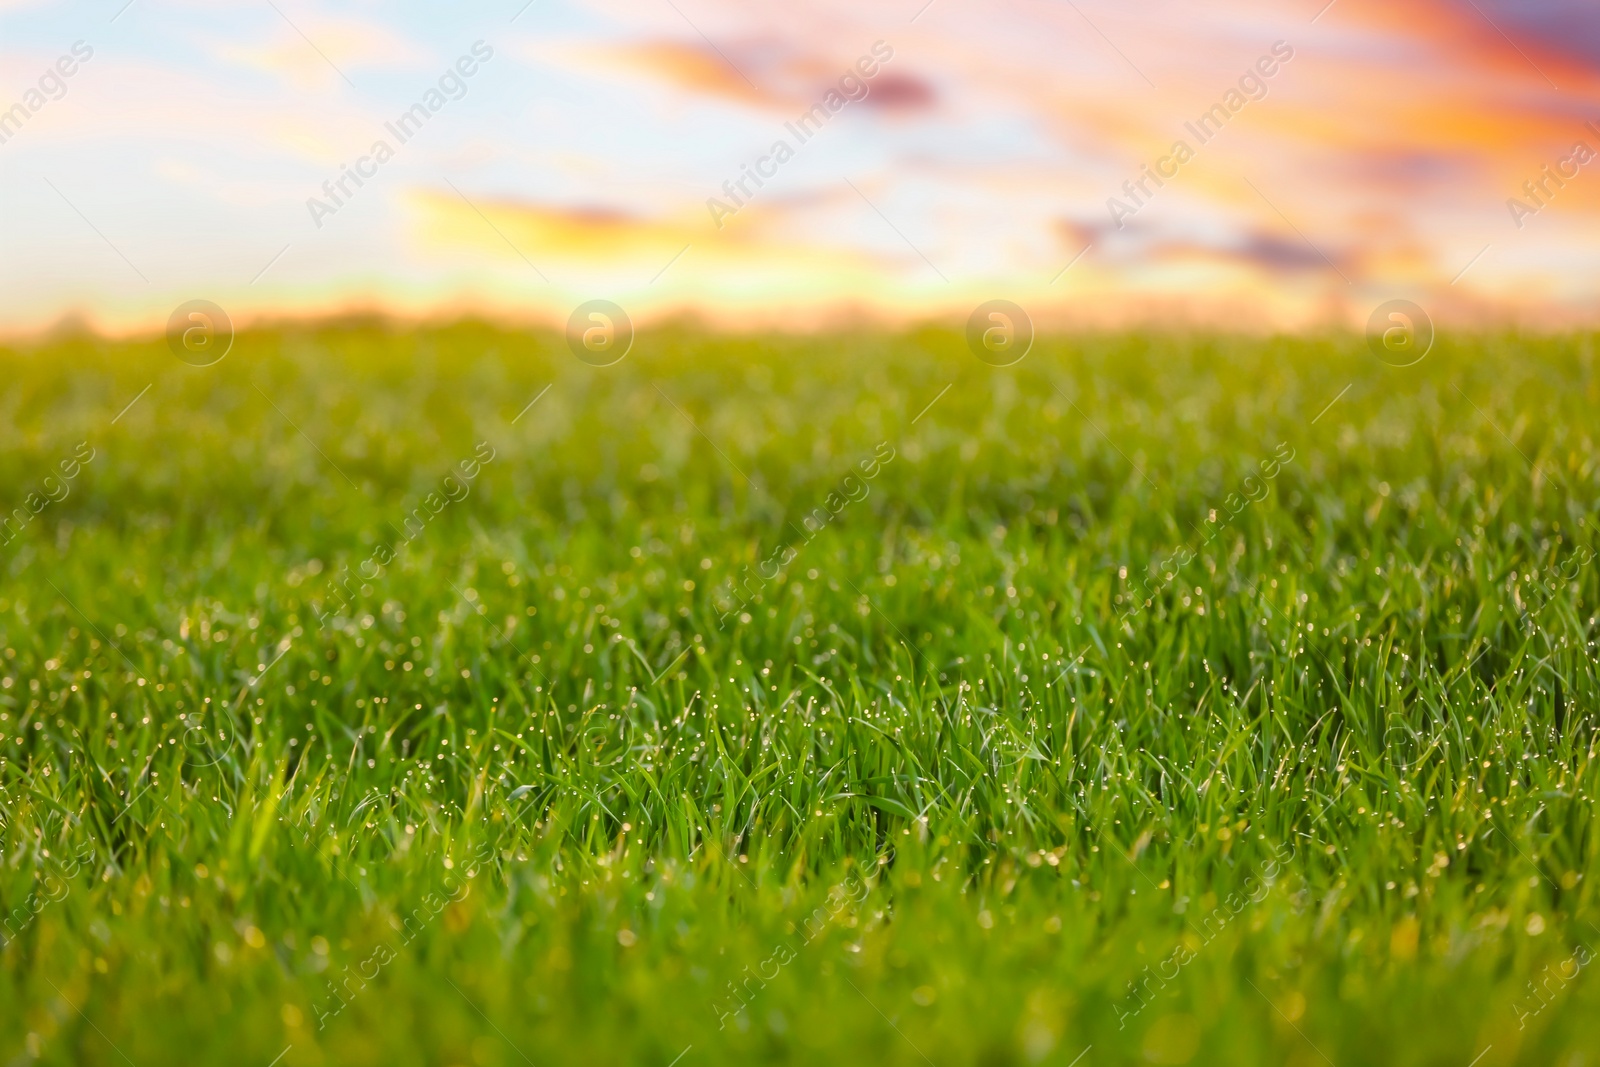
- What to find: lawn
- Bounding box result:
[0,322,1596,1066]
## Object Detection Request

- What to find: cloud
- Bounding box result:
[603,40,779,109]
[1443,0,1600,77]
[9,0,1600,335]
[217,12,427,90]
[858,72,936,111]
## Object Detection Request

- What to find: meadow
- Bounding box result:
[0,322,1596,1066]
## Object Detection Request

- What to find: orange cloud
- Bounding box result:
[605,40,778,109]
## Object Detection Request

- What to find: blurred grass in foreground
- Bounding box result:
[0,321,1597,1066]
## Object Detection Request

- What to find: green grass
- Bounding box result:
[1,322,1597,1066]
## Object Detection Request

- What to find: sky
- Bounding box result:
[2,0,1599,336]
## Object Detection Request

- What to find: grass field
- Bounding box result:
[1,322,1597,1066]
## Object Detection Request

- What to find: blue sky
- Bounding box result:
[3,0,1599,335]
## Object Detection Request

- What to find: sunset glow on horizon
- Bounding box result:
[4,0,1600,337]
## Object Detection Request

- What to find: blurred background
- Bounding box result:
[2,0,1598,337]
